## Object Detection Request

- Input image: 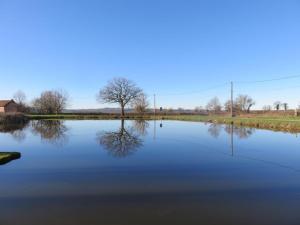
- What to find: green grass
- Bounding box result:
[159,115,300,133]
[26,114,300,133]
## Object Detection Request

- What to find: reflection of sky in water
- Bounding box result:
[0,120,300,170]
[0,121,300,185]
[1,120,300,224]
[0,120,299,192]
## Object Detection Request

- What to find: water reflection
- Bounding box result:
[31,120,69,146]
[208,124,222,138]
[224,125,255,139]
[96,120,146,158]
[1,120,300,225]
[0,122,29,143]
[207,123,255,140]
[133,120,149,136]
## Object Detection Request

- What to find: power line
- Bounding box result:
[156,83,228,96]
[272,85,300,91]
[235,84,300,93]
[235,74,300,84]
[154,74,300,97]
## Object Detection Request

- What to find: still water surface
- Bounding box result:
[0,120,300,225]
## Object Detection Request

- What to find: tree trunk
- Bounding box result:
[121,119,125,131]
[247,104,252,113]
[121,102,125,117]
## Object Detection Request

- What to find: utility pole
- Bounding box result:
[230,123,234,156]
[154,94,156,117]
[230,81,233,118]
[153,119,156,140]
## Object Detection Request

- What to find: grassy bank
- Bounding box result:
[0,152,21,165]
[26,113,300,133]
[160,115,300,133]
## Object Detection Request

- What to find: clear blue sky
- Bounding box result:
[0,0,300,109]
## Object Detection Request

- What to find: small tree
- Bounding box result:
[32,90,69,114]
[194,106,203,113]
[224,100,240,114]
[131,93,149,115]
[206,97,222,113]
[274,101,281,111]
[13,90,27,112]
[262,105,272,111]
[97,78,142,117]
[167,108,174,113]
[282,102,288,111]
[13,90,26,105]
[235,95,255,113]
[177,107,185,114]
[224,100,233,112]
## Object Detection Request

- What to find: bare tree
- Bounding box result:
[13,90,27,112]
[167,108,174,113]
[13,90,26,105]
[206,97,222,113]
[32,90,69,114]
[131,93,149,114]
[224,125,255,139]
[96,120,143,158]
[262,105,272,111]
[235,95,255,113]
[31,120,68,146]
[273,101,281,111]
[194,106,203,113]
[208,123,222,138]
[132,120,149,136]
[177,107,184,112]
[282,102,288,111]
[224,100,233,112]
[224,100,240,113]
[97,78,142,117]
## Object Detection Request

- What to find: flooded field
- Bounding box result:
[0,120,300,225]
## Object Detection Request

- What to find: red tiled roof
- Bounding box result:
[0,100,15,107]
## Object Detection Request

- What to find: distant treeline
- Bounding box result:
[7,77,298,116]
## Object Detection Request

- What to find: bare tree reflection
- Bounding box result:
[10,129,27,142]
[96,120,144,158]
[31,120,68,146]
[208,123,222,138]
[224,125,255,139]
[0,122,29,143]
[132,120,149,136]
[207,123,254,140]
